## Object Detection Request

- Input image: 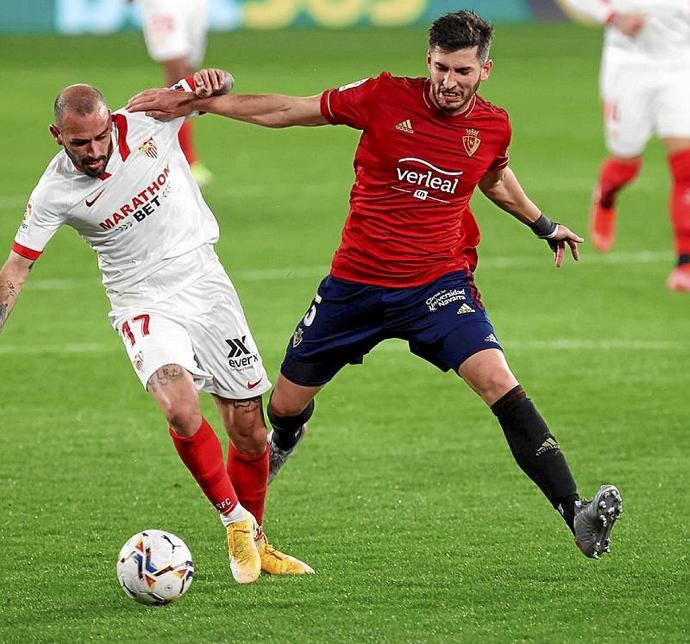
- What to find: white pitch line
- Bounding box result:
[0,342,121,355]
[0,338,687,356]
[0,195,28,210]
[376,338,688,352]
[478,249,672,268]
[21,249,673,292]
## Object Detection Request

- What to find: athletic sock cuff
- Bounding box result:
[228,443,268,462]
[268,399,315,431]
[490,385,526,416]
[168,417,211,443]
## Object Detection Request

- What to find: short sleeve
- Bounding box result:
[488,114,512,172]
[12,187,64,260]
[320,73,387,130]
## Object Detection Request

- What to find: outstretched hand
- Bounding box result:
[193,69,234,97]
[127,89,196,120]
[126,68,234,120]
[547,224,583,268]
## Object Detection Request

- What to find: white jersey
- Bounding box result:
[14,103,220,311]
[562,0,690,62]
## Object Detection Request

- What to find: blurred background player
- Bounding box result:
[128,13,624,561]
[0,78,312,583]
[127,0,213,187]
[560,0,690,292]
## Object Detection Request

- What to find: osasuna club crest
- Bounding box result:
[138,137,158,159]
[462,128,481,156]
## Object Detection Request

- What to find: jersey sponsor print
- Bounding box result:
[14,88,220,308]
[320,72,512,288]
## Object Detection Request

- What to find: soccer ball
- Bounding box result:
[116,529,194,605]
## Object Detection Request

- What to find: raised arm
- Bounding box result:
[479,166,583,267]
[127,68,327,128]
[196,93,326,128]
[0,251,34,334]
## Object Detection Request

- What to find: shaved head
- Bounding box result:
[50,84,113,177]
[54,84,107,127]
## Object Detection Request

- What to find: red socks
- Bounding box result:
[596,157,641,208]
[169,419,269,526]
[178,119,197,166]
[669,150,690,259]
[227,445,269,527]
[170,419,238,514]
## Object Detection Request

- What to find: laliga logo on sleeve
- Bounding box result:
[20,202,33,230]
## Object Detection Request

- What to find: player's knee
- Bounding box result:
[468,371,518,406]
[232,431,268,458]
[268,395,314,429]
[482,376,520,407]
[163,398,202,436]
[460,351,518,405]
[229,417,268,456]
[268,394,313,419]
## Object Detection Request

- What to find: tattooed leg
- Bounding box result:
[214,395,267,455]
[147,364,201,436]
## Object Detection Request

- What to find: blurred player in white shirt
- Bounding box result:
[561,0,690,291]
[128,0,213,187]
[0,71,313,583]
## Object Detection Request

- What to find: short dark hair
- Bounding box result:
[428,11,494,61]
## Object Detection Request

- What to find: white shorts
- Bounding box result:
[600,57,690,157]
[112,262,271,400]
[139,0,210,67]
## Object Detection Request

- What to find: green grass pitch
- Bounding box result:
[0,23,688,643]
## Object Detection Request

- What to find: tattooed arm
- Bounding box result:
[0,251,34,334]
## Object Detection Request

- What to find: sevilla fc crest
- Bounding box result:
[138,137,158,159]
[462,129,481,157]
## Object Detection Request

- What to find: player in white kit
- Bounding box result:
[0,73,313,583]
[560,0,690,291]
[127,0,213,186]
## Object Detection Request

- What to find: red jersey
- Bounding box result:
[320,72,511,287]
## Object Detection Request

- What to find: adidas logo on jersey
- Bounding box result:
[395,119,414,134]
[484,333,499,343]
[457,303,475,315]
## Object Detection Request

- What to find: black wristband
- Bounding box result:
[529,214,558,239]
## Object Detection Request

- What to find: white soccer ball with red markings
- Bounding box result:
[117,529,194,605]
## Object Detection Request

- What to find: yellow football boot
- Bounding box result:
[226,516,261,584]
[257,534,315,575]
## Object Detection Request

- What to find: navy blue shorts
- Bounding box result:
[280,271,502,387]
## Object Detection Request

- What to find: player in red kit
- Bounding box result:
[128,11,624,560]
